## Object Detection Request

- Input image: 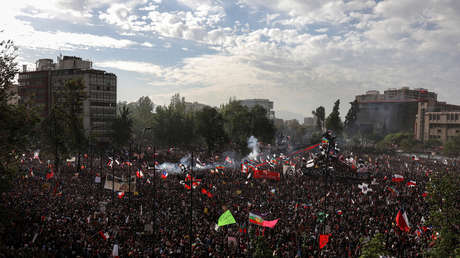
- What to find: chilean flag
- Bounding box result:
[136,170,144,178]
[99,231,109,240]
[117,192,125,199]
[392,174,404,183]
[406,180,416,187]
[396,209,411,232]
[161,171,168,179]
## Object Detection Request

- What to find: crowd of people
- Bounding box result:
[0,144,455,257]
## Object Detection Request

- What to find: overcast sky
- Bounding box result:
[2,0,460,121]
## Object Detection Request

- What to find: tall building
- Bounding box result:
[239,98,275,119]
[354,87,437,134]
[18,56,116,142]
[415,101,460,144]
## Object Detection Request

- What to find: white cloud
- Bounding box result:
[142,42,154,47]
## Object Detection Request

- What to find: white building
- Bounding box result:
[239,98,275,119]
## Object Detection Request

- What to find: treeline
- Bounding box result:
[115,94,276,155]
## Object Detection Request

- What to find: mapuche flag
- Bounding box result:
[249,213,279,228]
[249,213,264,226]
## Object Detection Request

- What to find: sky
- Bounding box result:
[2,0,460,121]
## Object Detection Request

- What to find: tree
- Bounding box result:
[151,94,195,149]
[359,233,388,258]
[111,106,133,151]
[426,171,460,257]
[0,38,39,191]
[40,105,69,172]
[195,106,227,153]
[443,135,460,157]
[325,99,343,135]
[344,100,359,135]
[57,79,88,171]
[221,100,252,154]
[312,106,325,131]
[250,105,276,144]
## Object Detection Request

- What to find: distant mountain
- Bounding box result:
[275,110,306,122]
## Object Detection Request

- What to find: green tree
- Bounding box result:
[426,171,460,257]
[325,99,343,135]
[58,79,88,171]
[250,105,275,144]
[221,100,252,154]
[312,106,325,131]
[424,138,442,150]
[0,38,39,191]
[195,106,227,153]
[40,105,69,172]
[344,100,359,135]
[111,106,133,150]
[443,135,460,157]
[151,94,195,149]
[359,233,388,258]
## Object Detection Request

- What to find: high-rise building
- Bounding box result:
[239,98,275,119]
[354,87,437,134]
[18,56,117,142]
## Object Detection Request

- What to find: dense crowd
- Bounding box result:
[0,147,456,257]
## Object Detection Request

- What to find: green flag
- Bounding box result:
[218,210,236,227]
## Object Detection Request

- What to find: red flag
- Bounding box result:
[319,234,330,249]
[136,170,144,178]
[392,174,404,183]
[396,209,411,232]
[161,171,168,179]
[422,192,428,197]
[406,180,416,187]
[99,231,109,240]
[117,192,125,199]
[46,170,54,179]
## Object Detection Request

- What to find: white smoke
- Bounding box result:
[247,136,259,161]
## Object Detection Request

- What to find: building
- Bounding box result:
[18,56,116,142]
[303,117,316,127]
[6,84,20,105]
[354,87,437,134]
[239,98,275,119]
[415,101,460,144]
[184,101,209,113]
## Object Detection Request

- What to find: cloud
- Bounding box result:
[5,0,460,117]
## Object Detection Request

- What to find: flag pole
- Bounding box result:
[153,145,157,252]
[190,151,193,257]
[112,150,115,201]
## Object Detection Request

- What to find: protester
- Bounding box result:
[0,146,451,257]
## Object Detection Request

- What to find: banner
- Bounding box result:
[95,176,101,183]
[104,175,137,192]
[254,170,280,181]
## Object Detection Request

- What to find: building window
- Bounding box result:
[456,114,459,120]
[437,129,441,133]
[429,114,432,120]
